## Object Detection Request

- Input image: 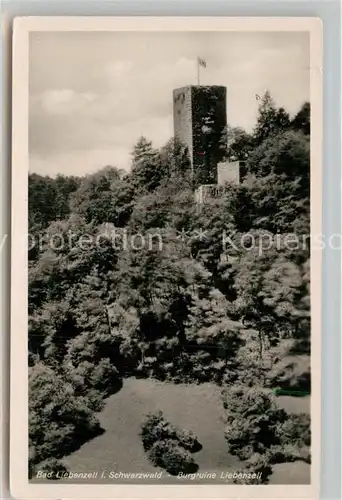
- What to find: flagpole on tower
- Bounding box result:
[196,57,206,86]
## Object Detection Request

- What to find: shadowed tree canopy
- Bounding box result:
[131,137,165,192]
[69,166,134,226]
[159,137,192,179]
[29,173,80,231]
[28,95,311,476]
[220,125,255,162]
[291,102,310,135]
[253,91,291,146]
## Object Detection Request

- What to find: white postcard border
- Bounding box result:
[11,16,322,500]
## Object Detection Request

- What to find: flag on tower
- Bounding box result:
[198,57,207,68]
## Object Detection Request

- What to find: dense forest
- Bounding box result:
[28,92,311,482]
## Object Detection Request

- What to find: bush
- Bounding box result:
[140,411,175,451]
[140,411,201,474]
[36,458,68,480]
[276,413,310,447]
[295,445,311,464]
[28,454,37,480]
[70,358,122,396]
[140,411,200,452]
[29,363,103,468]
[245,453,273,483]
[267,443,311,465]
[232,469,264,485]
[89,358,122,395]
[267,355,311,392]
[267,445,293,464]
[177,428,202,452]
[148,439,198,475]
[222,385,287,460]
[84,389,106,413]
[270,413,311,465]
[222,383,311,474]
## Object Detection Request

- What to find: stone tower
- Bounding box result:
[173,85,227,185]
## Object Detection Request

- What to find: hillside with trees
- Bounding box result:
[28,92,311,483]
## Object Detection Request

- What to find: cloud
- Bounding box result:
[105,60,134,79]
[40,89,97,115]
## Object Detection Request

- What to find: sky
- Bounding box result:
[29,31,310,177]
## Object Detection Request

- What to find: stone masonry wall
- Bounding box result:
[173,87,194,168]
[217,161,240,185]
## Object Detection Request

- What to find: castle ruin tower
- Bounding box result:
[173,85,227,186]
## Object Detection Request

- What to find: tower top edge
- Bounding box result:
[173,85,226,93]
